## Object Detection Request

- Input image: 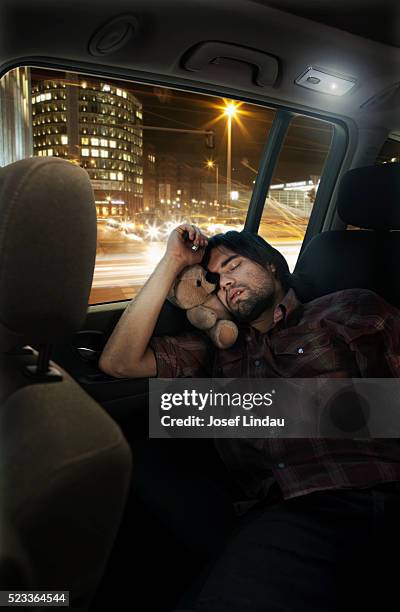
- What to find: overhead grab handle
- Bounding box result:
[182,41,279,87]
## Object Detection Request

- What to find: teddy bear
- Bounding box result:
[167,264,238,349]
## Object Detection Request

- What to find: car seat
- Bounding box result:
[0,157,132,608]
[294,162,400,308]
[0,511,33,590]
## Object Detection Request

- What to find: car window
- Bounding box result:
[376,137,400,165]
[1,66,281,304]
[259,115,334,271]
[1,67,335,302]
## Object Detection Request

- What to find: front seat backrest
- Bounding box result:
[0,158,132,608]
[295,162,400,308]
[0,511,33,590]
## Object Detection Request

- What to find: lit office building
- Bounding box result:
[0,67,33,167]
[143,143,157,210]
[31,73,143,218]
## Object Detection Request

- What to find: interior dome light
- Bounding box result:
[295,67,356,96]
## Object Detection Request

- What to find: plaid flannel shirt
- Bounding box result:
[150,288,400,500]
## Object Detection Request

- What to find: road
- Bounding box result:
[90,224,302,303]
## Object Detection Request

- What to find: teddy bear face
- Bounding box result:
[170,264,217,310]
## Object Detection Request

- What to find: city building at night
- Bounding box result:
[154,154,224,217]
[156,152,178,206]
[0,67,33,167]
[31,72,143,218]
[143,143,157,210]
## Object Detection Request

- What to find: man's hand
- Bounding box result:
[165,223,208,268]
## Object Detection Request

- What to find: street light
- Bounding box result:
[206,159,219,206]
[210,99,243,212]
[223,102,238,213]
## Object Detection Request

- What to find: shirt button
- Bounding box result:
[297,347,304,354]
[246,335,252,342]
[276,462,286,469]
[254,359,261,367]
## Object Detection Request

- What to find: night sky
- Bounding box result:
[127,82,333,186]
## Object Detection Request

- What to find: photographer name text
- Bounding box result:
[160,414,285,428]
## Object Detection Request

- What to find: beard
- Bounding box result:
[230,286,276,323]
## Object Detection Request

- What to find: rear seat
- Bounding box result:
[294,163,400,308]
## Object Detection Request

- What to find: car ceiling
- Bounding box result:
[0,0,399,132]
[259,1,400,49]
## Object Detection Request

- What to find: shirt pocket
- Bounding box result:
[271,327,336,376]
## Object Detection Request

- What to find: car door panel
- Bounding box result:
[52,300,192,437]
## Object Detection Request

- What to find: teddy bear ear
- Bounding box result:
[172,266,189,281]
[204,270,219,286]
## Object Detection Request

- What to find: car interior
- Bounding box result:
[0,0,399,609]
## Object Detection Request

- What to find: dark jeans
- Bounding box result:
[132,440,400,611]
[132,439,243,561]
[186,482,400,612]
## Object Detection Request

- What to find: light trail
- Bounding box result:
[92,240,302,289]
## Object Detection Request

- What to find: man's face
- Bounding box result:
[207,246,282,323]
